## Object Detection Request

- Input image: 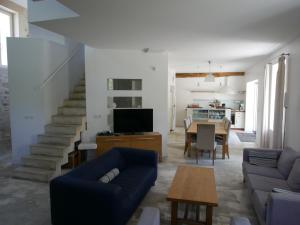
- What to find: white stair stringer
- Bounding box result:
[12,78,86,182]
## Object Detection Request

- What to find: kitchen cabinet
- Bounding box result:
[231,111,245,129]
[186,108,231,121]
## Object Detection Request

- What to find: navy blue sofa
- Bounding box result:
[50,147,157,225]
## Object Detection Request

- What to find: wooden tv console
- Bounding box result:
[96,132,162,162]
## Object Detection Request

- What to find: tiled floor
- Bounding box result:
[0,129,258,225]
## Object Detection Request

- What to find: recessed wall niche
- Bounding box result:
[107,96,142,108]
[107,78,142,90]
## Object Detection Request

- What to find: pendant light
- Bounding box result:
[205,60,215,82]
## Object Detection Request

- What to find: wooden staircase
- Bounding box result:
[12,77,86,182]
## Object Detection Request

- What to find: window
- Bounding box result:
[261,56,287,148]
[0,8,14,66]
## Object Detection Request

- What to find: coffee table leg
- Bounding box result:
[171,201,178,225]
[206,206,213,225]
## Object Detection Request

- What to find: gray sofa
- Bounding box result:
[243,147,300,225]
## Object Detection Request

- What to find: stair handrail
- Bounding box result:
[39,44,83,89]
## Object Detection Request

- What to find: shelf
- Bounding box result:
[187,108,231,121]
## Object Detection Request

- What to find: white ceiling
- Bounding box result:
[33,0,300,72]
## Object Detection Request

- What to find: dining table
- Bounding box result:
[185,120,229,159]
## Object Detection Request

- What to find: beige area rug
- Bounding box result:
[128,130,258,225]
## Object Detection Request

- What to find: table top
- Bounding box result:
[187,120,227,135]
[167,165,218,206]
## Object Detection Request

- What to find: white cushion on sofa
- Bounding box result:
[99,168,120,183]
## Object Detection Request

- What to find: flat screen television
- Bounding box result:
[113,108,153,134]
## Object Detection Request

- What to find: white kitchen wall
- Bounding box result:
[85,48,169,157]
[175,76,246,127]
[245,35,300,150]
[7,38,84,162]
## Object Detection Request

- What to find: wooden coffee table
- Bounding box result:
[167,166,218,225]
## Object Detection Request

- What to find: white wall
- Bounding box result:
[175,76,246,127]
[85,48,169,157]
[245,35,300,150]
[7,38,84,162]
[168,68,176,131]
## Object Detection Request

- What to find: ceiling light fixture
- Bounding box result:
[205,60,215,82]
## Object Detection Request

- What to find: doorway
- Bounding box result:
[245,80,258,133]
[0,7,14,155]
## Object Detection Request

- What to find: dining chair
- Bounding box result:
[184,118,196,155]
[216,118,231,158]
[224,117,230,130]
[78,130,97,164]
[195,124,216,165]
[184,118,190,155]
[188,115,193,125]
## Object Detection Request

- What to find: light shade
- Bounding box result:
[204,73,215,82]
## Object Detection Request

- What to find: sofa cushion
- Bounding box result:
[252,190,269,222]
[287,159,300,192]
[243,162,284,179]
[248,150,278,168]
[277,148,300,179]
[111,166,156,208]
[137,207,160,225]
[68,149,126,181]
[230,217,251,225]
[247,174,290,192]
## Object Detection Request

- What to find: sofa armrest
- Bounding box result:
[137,207,160,225]
[266,192,300,225]
[243,148,282,162]
[50,176,124,225]
[230,217,251,225]
[117,147,158,167]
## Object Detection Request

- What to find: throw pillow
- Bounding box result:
[248,150,278,168]
[277,148,300,178]
[99,168,120,183]
[287,159,300,192]
[272,188,293,193]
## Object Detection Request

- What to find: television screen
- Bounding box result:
[113,109,153,133]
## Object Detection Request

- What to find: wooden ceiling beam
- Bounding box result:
[176,72,245,78]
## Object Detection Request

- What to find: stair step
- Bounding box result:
[69,93,85,100]
[58,107,86,116]
[14,78,86,183]
[38,134,74,145]
[73,86,85,93]
[12,166,56,182]
[30,144,67,157]
[22,155,62,170]
[52,115,84,125]
[45,124,79,135]
[63,100,86,107]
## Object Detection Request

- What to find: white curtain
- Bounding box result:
[260,64,272,148]
[272,56,286,148]
[260,56,287,148]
